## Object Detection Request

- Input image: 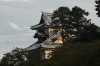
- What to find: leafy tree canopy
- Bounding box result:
[0,47,27,66]
[51,6,100,43]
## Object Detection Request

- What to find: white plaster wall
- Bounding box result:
[45,50,52,59]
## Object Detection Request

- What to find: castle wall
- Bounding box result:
[44,50,52,59]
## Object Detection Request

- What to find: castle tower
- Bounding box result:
[24,12,63,59]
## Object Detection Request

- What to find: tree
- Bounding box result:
[95,0,100,17]
[50,40,100,66]
[69,6,90,40]
[51,6,90,42]
[76,23,100,42]
[18,49,47,66]
[51,7,70,43]
[0,47,27,66]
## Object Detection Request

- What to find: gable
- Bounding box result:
[39,16,45,24]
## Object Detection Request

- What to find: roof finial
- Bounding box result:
[41,11,43,14]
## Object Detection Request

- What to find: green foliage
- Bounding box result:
[51,6,71,42]
[76,23,100,42]
[17,40,100,66]
[0,47,27,66]
[18,49,44,66]
[1,42,100,66]
[50,40,100,66]
[51,6,91,42]
[70,6,91,40]
[95,0,100,17]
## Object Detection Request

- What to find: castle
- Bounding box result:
[24,12,63,59]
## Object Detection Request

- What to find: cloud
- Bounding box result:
[8,21,24,30]
[3,0,33,2]
[24,26,36,32]
[0,29,4,32]
[0,33,36,42]
[4,0,11,1]
[22,0,32,2]
[0,6,12,10]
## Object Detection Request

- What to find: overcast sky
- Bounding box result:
[0,0,100,59]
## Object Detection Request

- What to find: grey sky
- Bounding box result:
[0,0,99,59]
